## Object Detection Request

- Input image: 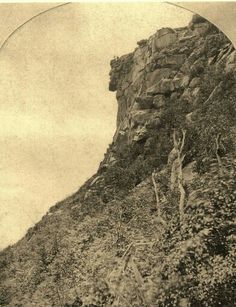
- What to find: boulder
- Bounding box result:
[145,68,172,88]
[147,78,175,95]
[152,27,178,52]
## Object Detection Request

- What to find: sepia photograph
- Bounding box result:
[0,2,235,306]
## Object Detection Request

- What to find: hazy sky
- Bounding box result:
[0,2,234,250]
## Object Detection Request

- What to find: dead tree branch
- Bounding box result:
[171,129,187,223]
[152,172,161,217]
[178,130,186,222]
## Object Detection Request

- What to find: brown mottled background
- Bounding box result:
[0,2,235,249]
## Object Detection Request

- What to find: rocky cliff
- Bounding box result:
[0,15,236,307]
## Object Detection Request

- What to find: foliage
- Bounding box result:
[106,159,236,306]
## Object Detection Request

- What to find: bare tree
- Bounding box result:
[170,129,186,223]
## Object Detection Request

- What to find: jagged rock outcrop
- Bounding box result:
[104,14,235,182]
[0,14,236,307]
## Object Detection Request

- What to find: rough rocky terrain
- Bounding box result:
[0,14,236,306]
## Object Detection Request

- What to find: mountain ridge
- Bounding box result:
[0,14,236,306]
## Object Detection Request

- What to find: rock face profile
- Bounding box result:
[0,14,236,307]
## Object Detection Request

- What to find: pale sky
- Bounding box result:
[0,2,234,250]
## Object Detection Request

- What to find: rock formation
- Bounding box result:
[0,14,235,307]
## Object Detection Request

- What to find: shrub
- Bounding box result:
[104,165,136,191]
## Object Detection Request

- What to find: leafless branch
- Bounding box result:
[152,172,161,216]
[170,129,187,223]
[152,172,166,226]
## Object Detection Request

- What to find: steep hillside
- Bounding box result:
[0,15,236,306]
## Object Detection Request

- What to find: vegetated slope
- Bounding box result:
[0,14,236,306]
